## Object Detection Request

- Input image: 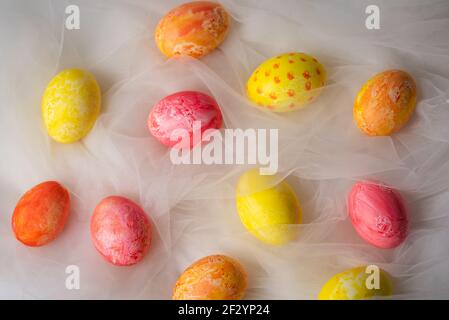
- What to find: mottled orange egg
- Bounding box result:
[354,70,417,136]
[173,255,247,300]
[155,1,230,58]
[12,181,70,247]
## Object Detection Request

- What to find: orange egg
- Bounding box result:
[173,255,247,300]
[12,181,70,247]
[155,1,230,58]
[354,70,417,136]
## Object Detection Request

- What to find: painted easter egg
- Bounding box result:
[42,68,101,143]
[354,70,417,136]
[246,52,327,112]
[90,196,152,266]
[235,169,302,245]
[318,266,393,300]
[348,181,408,249]
[173,255,247,300]
[155,1,230,58]
[148,91,223,148]
[12,181,70,247]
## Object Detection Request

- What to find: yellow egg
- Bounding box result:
[173,255,247,300]
[318,266,393,300]
[246,52,327,112]
[235,169,302,245]
[42,68,101,143]
[354,69,417,136]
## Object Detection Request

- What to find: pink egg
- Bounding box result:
[148,91,223,148]
[90,196,152,266]
[348,181,408,249]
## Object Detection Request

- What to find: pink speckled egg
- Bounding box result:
[348,181,408,249]
[91,196,152,266]
[148,91,223,148]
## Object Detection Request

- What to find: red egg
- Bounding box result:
[12,181,70,247]
[148,91,223,148]
[90,196,152,266]
[348,181,408,249]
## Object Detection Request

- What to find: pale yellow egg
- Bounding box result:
[318,266,393,300]
[235,169,302,245]
[42,68,101,143]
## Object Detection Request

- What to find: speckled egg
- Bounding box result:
[90,196,152,266]
[246,52,327,112]
[148,91,223,148]
[173,255,247,300]
[155,1,230,58]
[348,181,408,249]
[12,181,70,247]
[318,266,393,300]
[354,70,417,136]
[236,169,302,245]
[42,68,101,143]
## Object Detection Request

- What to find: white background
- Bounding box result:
[1,0,449,299]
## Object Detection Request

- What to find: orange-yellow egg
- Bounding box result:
[246,52,327,112]
[354,70,417,136]
[173,255,247,300]
[155,1,230,58]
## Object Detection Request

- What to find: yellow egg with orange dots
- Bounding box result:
[246,52,327,112]
[354,69,417,136]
